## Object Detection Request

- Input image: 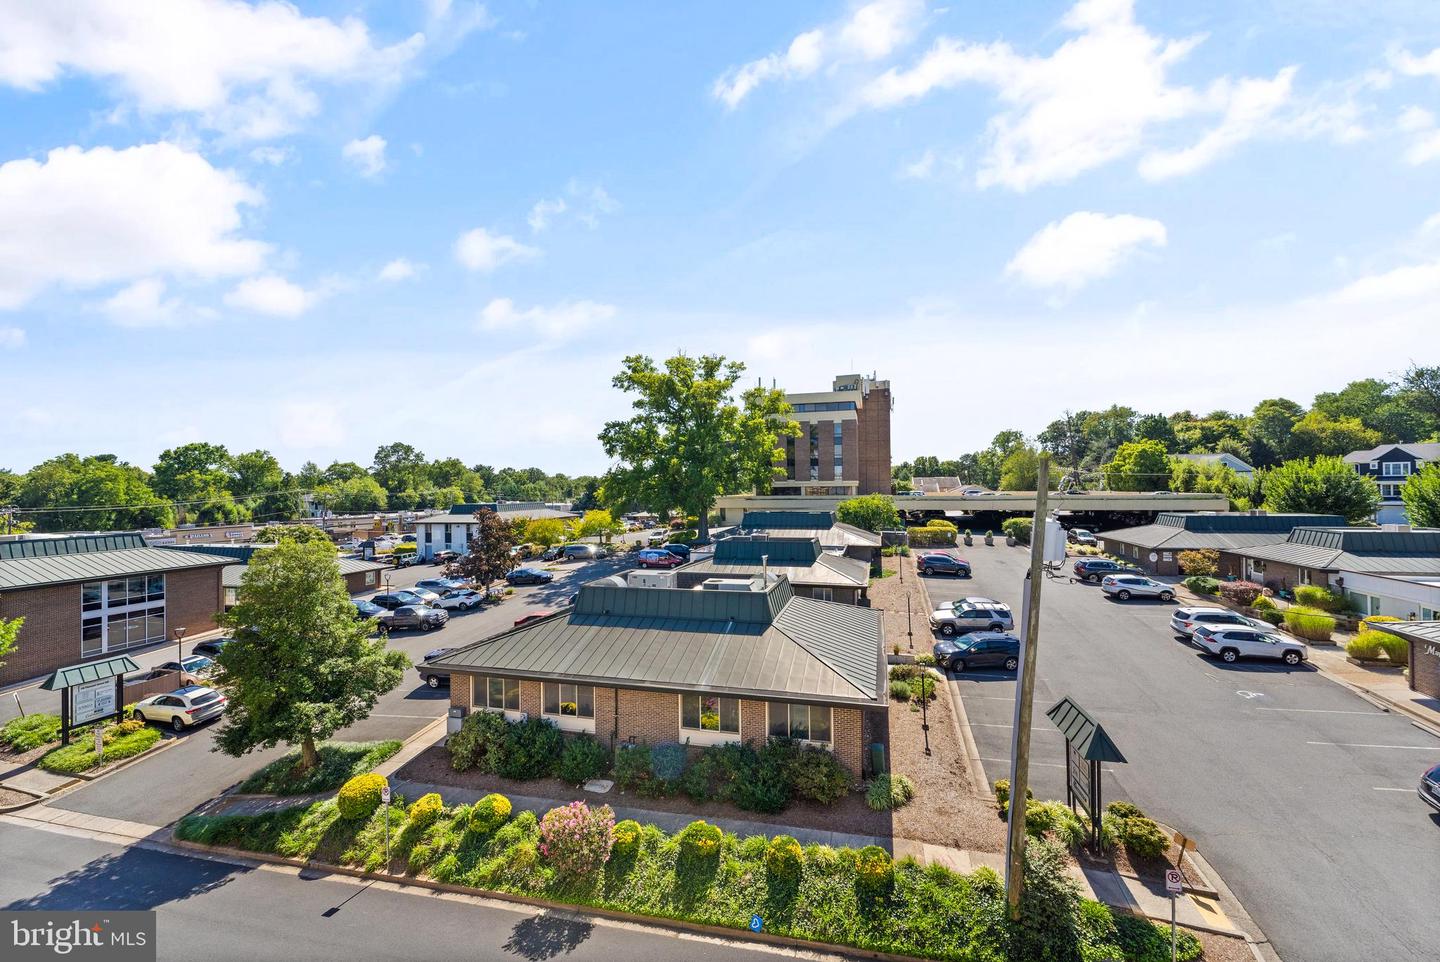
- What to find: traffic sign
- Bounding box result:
[1164,869,1184,895]
[748,915,763,933]
[380,785,391,804]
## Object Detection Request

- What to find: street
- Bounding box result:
[921,543,1440,962]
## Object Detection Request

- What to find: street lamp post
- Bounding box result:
[172,626,188,681]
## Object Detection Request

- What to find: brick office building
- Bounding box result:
[430,575,885,778]
[1098,512,1346,577]
[1371,621,1440,705]
[0,535,228,687]
[775,373,892,496]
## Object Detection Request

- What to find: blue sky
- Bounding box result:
[2,0,1439,476]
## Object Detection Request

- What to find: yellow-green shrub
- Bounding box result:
[1375,633,1410,666]
[612,819,642,856]
[856,845,892,886]
[1284,605,1336,641]
[337,772,387,820]
[1346,635,1383,659]
[677,820,722,859]
[407,792,443,828]
[764,834,804,883]
[1358,615,1402,633]
[470,793,512,833]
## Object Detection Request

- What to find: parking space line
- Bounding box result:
[1256,706,1384,715]
[1306,741,1440,750]
[1372,787,1413,792]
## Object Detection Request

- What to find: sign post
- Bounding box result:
[1165,869,1184,962]
[1047,697,1127,849]
[381,783,392,872]
[94,725,105,765]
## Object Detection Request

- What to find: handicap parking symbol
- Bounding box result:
[749,915,763,932]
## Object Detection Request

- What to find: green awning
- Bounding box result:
[40,656,140,691]
[1047,696,1127,763]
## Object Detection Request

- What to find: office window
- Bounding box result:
[443,523,451,545]
[680,694,740,733]
[543,683,595,718]
[833,421,843,480]
[476,675,522,712]
[425,526,433,544]
[808,423,820,481]
[82,575,166,656]
[768,702,832,743]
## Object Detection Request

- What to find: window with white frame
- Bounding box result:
[680,694,740,735]
[543,683,594,719]
[1381,461,1412,477]
[811,586,834,602]
[1378,483,1402,500]
[768,702,833,744]
[475,675,521,712]
[81,574,166,658]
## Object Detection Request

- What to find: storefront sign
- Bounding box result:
[72,677,117,725]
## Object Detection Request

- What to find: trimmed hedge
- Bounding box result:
[1182,576,1219,595]
[1293,585,1344,613]
[907,526,957,547]
[1218,581,1263,606]
[37,724,162,775]
[1001,517,1032,544]
[337,773,387,820]
[1283,605,1335,642]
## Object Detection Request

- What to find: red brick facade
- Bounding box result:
[0,566,224,687]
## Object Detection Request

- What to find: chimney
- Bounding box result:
[762,554,769,583]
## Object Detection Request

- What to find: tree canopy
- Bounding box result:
[1262,456,1381,522]
[447,510,518,591]
[254,524,333,545]
[1101,440,1171,492]
[834,494,901,533]
[1401,463,1440,529]
[0,616,22,672]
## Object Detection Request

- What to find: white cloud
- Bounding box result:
[1392,45,1440,79]
[342,134,387,177]
[0,0,424,140]
[529,181,620,232]
[1006,211,1167,290]
[453,228,539,272]
[377,258,419,282]
[478,297,616,341]
[0,326,24,349]
[528,197,567,232]
[1327,261,1440,305]
[0,143,266,309]
[224,274,319,317]
[248,145,293,165]
[861,0,1295,190]
[275,399,347,450]
[897,148,963,180]
[1397,106,1440,164]
[100,278,184,327]
[1139,67,1297,179]
[713,0,923,108]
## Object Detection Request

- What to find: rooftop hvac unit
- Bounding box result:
[701,577,762,592]
[626,570,676,589]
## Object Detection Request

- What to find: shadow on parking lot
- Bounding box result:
[503,913,593,961]
[1102,596,1177,606]
[402,685,451,702]
[1189,653,1317,674]
[4,845,243,911]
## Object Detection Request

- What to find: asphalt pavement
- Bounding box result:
[920,543,1440,962]
[0,821,818,962]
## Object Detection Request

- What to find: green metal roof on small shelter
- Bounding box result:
[1046,697,1128,763]
[40,655,140,691]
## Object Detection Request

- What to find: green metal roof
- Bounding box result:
[715,536,821,566]
[740,510,837,530]
[0,534,147,560]
[680,545,869,588]
[1154,512,1344,533]
[40,655,140,691]
[1369,620,1440,645]
[1046,697,1127,763]
[0,546,230,591]
[221,555,386,588]
[430,577,885,706]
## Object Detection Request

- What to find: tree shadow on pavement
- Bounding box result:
[4,844,242,911]
[502,912,594,961]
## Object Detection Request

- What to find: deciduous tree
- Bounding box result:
[1263,456,1380,523]
[1401,463,1440,529]
[0,616,22,672]
[1284,412,1381,461]
[254,524,332,545]
[447,510,517,593]
[1101,440,1170,491]
[835,494,901,533]
[523,517,567,548]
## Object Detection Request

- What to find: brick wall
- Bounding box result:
[856,385,892,495]
[343,569,382,595]
[1411,637,1440,698]
[0,566,222,688]
[841,420,859,483]
[449,673,472,709]
[832,707,864,777]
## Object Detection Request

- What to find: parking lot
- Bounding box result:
[919,543,1440,962]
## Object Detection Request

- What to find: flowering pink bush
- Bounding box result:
[1218,580,1264,607]
[539,801,615,878]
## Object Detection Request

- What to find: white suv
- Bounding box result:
[1100,575,1174,601]
[1170,606,1275,638]
[1192,626,1307,665]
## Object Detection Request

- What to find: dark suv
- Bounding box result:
[388,605,448,631]
[932,632,1020,672]
[918,553,971,577]
[1073,559,1144,583]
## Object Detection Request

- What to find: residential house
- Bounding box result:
[675,536,871,604]
[1097,512,1346,576]
[415,502,577,561]
[734,510,882,567]
[1344,443,1440,525]
[1172,452,1255,478]
[157,543,389,607]
[427,575,885,777]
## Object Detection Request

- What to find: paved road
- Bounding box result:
[44,555,639,826]
[0,821,821,962]
[920,544,1440,962]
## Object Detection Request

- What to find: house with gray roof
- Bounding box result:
[734,510,882,566]
[1217,526,1440,604]
[675,536,871,605]
[0,534,229,686]
[1098,512,1347,576]
[428,575,885,776]
[1344,443,1440,525]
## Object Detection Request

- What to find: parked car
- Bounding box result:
[929,602,1014,636]
[1073,558,1144,583]
[400,534,417,544]
[900,490,926,497]
[541,545,565,561]
[1100,575,1175,601]
[435,589,482,611]
[392,552,416,569]
[1067,528,1098,546]
[1420,762,1440,813]
[636,548,684,568]
[132,685,227,732]
[661,543,691,561]
[917,553,971,577]
[1191,625,1307,665]
[940,596,1011,613]
[190,637,232,659]
[155,655,214,677]
[371,590,435,610]
[932,632,1020,672]
[127,667,200,686]
[353,598,393,622]
[506,567,554,586]
[416,647,455,688]
[416,578,467,595]
[389,605,449,631]
[1170,607,1276,637]
[514,611,556,627]
[560,543,598,560]
[432,550,460,566]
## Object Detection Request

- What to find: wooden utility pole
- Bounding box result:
[1004,454,1051,919]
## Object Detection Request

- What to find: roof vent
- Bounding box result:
[1381,523,1412,533]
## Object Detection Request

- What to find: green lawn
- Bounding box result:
[1,713,62,753]
[176,794,1200,962]
[236,740,403,795]
[38,726,162,775]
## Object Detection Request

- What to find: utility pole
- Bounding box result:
[1004,455,1051,919]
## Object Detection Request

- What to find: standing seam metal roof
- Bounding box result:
[0,547,230,591]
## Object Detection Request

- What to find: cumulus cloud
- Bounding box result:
[1397,106,1440,165]
[1006,211,1167,290]
[100,278,185,327]
[478,297,616,341]
[342,134,387,177]
[0,143,266,309]
[528,181,619,232]
[224,274,319,317]
[248,145,293,165]
[453,228,539,272]
[0,0,424,140]
[713,0,924,108]
[377,258,419,281]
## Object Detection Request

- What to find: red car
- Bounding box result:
[514,611,556,627]
[636,548,684,568]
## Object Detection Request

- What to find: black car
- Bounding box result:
[541,545,565,561]
[1072,559,1145,583]
[416,647,456,689]
[932,631,1020,672]
[353,599,394,625]
[370,591,430,610]
[506,567,554,586]
[918,553,971,577]
[191,637,233,659]
[388,605,448,631]
[1420,762,1440,813]
[661,543,691,560]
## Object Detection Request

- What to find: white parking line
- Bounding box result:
[970,722,1062,731]
[1306,741,1440,750]
[1373,787,1413,792]
[1256,707,1385,715]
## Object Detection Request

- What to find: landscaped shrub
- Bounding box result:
[611,819,642,856]
[557,733,610,785]
[1,713,61,752]
[993,778,1033,816]
[888,663,920,680]
[889,680,913,701]
[1219,580,1264,606]
[1105,801,1143,820]
[495,716,565,780]
[1254,608,1283,625]
[1252,594,1277,611]
[37,724,162,775]
[855,845,892,886]
[1284,605,1336,642]
[764,835,804,884]
[787,746,850,804]
[1001,517,1032,544]
[909,673,937,703]
[1023,801,1086,850]
[1010,839,1084,962]
[906,526,956,547]
[915,653,936,667]
[539,801,614,878]
[1375,633,1410,667]
[1182,575,1219,595]
[469,793,512,833]
[1346,634,1383,659]
[1358,614,1403,633]
[735,739,796,813]
[865,773,915,811]
[677,819,723,860]
[239,740,404,795]
[613,743,654,793]
[1119,816,1169,861]
[407,792,443,828]
[1294,585,1343,612]
[1176,549,1219,577]
[447,709,508,773]
[337,773,387,820]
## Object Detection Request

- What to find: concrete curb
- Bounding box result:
[0,785,46,814]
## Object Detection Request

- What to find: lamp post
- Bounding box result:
[172,626,188,681]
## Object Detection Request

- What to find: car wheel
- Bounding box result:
[989,623,1004,632]
[1159,591,1174,602]
[941,623,955,636]
[1282,650,1301,666]
[427,675,440,689]
[1221,648,1239,663]
[919,566,930,575]
[171,716,186,733]
[961,570,972,578]
[421,622,433,631]
[1117,590,1131,600]
[950,658,965,672]
[1004,656,1019,671]
[1087,574,1101,584]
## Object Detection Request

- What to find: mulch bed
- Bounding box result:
[0,786,38,807]
[867,554,933,654]
[0,743,55,770]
